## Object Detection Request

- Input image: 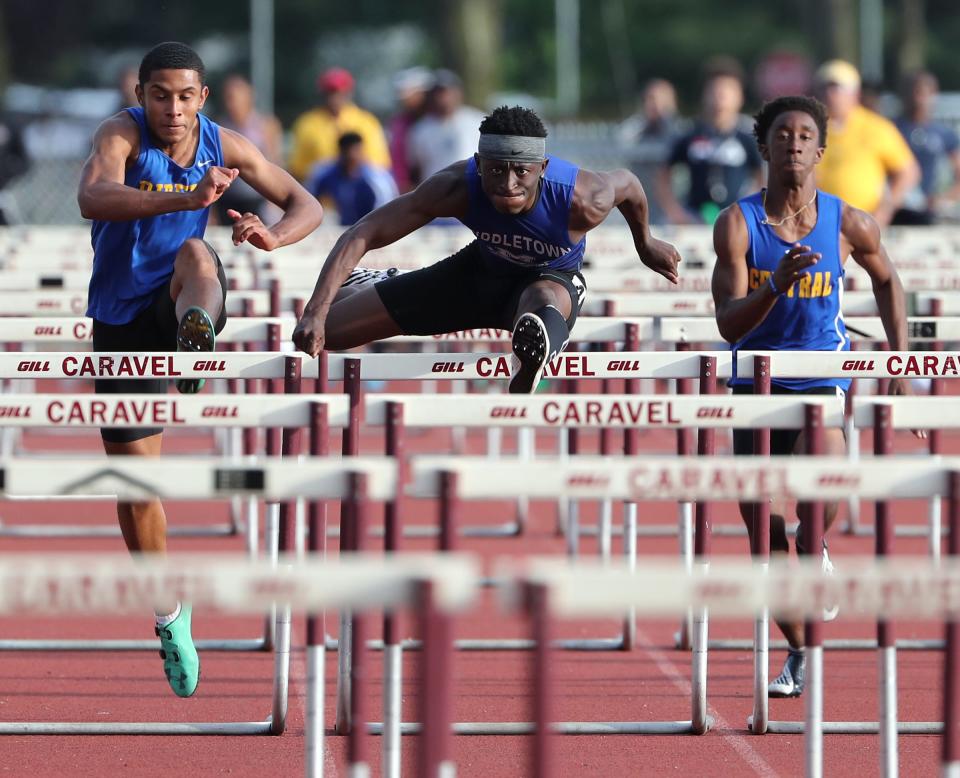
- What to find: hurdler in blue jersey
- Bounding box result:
[294,105,682,393]
[77,42,322,697]
[712,95,921,698]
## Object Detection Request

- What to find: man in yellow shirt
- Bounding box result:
[814,60,919,226]
[287,67,391,182]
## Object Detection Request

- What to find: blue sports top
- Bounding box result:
[461,155,585,272]
[88,107,224,325]
[729,189,850,391]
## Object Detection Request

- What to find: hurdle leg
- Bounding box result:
[566,500,580,560]
[676,501,694,650]
[599,498,613,563]
[306,623,325,778]
[805,642,824,778]
[751,569,769,735]
[516,426,533,535]
[622,501,637,650]
[382,641,402,778]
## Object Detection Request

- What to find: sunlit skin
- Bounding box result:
[475,155,549,215]
[760,110,825,195]
[135,68,208,162]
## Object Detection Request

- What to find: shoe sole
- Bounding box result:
[509,314,549,394]
[176,307,215,394]
[768,684,803,698]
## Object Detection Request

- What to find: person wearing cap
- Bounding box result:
[287,66,391,182]
[388,67,433,193]
[406,69,485,186]
[814,60,919,227]
[293,105,681,394]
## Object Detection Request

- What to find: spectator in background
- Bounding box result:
[0,112,29,224]
[407,70,484,186]
[306,132,398,225]
[288,67,391,183]
[657,57,762,224]
[618,78,688,224]
[117,66,140,110]
[388,67,434,193]
[814,60,919,227]
[215,74,284,223]
[893,71,960,225]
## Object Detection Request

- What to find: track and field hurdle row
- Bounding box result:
[0,456,408,771]
[0,354,314,655]
[0,548,475,778]
[407,456,960,778]
[12,453,954,778]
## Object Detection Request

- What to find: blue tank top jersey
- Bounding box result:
[88,107,224,325]
[729,189,850,391]
[461,155,585,272]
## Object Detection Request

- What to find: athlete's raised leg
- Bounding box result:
[510,278,574,394]
[169,238,224,324]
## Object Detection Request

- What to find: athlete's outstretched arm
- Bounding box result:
[845,205,924,433]
[220,129,323,251]
[570,168,681,283]
[77,114,238,221]
[292,165,467,357]
[844,206,907,349]
[711,205,820,343]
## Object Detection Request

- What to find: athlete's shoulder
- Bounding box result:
[839,199,879,238]
[713,202,749,253]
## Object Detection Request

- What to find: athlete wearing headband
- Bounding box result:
[295,105,681,391]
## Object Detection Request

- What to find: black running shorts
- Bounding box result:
[92,241,228,443]
[373,241,587,334]
[731,383,846,456]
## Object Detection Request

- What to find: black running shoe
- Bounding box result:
[509,313,549,394]
[175,306,215,394]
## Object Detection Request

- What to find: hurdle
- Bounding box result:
[0,341,287,540]
[735,352,960,777]
[519,549,960,778]
[0,455,403,748]
[0,352,316,654]
[0,550,474,778]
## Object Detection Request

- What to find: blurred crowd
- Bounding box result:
[1,55,960,229]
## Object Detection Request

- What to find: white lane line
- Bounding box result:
[636,626,781,778]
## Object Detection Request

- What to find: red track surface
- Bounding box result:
[0,380,952,777]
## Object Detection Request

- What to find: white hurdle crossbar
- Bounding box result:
[0,456,398,754]
[409,455,958,778]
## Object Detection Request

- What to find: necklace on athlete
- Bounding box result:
[761,188,817,227]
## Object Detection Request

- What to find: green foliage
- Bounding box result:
[1,0,959,119]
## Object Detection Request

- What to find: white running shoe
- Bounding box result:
[768,650,806,698]
[341,266,402,288]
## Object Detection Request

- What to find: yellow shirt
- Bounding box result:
[816,105,915,213]
[287,104,392,181]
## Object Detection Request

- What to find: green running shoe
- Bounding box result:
[176,306,216,394]
[155,605,200,698]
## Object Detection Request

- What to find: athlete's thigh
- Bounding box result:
[511,268,586,328]
[372,244,502,334]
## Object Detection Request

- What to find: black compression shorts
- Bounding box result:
[731,383,846,456]
[373,241,587,334]
[92,240,228,443]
